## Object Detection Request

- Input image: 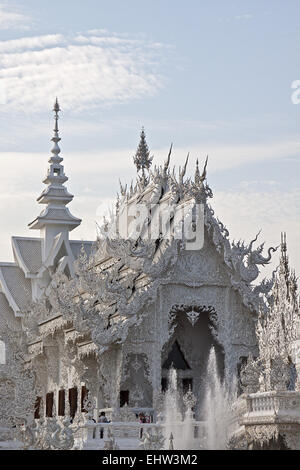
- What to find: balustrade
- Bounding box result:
[244,391,300,422]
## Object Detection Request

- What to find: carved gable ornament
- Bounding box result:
[171,304,216,328]
[186,309,201,327]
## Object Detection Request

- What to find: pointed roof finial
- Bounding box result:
[133,127,153,176]
[195,158,201,185]
[163,143,172,174]
[203,155,208,179]
[53,97,60,114]
[195,156,208,185]
[51,97,61,162]
[281,232,287,259]
[179,153,189,183]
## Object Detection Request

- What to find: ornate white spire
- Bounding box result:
[133,128,153,177]
[28,100,81,258]
[276,232,298,305]
[191,156,211,202]
[280,232,289,275]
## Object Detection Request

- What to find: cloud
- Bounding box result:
[148,140,300,175]
[234,14,253,21]
[0,138,295,188]
[0,30,167,112]
[0,34,63,53]
[0,3,31,31]
[218,13,254,23]
[0,137,299,190]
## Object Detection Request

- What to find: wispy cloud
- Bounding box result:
[0,30,168,112]
[234,14,253,21]
[147,140,300,175]
[0,3,31,31]
[218,13,254,23]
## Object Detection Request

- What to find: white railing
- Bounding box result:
[79,419,206,448]
[239,390,300,429]
[248,395,276,412]
[88,422,157,440]
[246,390,300,414]
[96,407,155,423]
[32,412,207,449]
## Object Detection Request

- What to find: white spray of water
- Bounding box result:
[161,348,236,450]
[203,347,235,450]
[161,368,184,449]
[161,368,199,450]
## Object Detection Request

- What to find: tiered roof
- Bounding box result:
[0,100,93,318]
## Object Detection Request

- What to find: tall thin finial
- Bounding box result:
[179,153,189,183]
[53,97,60,129]
[163,143,172,174]
[53,97,60,112]
[51,98,61,160]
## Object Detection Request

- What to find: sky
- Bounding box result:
[0,0,299,280]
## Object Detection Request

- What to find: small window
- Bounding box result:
[120,390,129,407]
[161,377,168,392]
[182,378,193,394]
[68,387,78,419]
[46,392,54,418]
[53,168,60,176]
[58,390,65,416]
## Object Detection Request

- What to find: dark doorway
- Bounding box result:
[161,377,168,392]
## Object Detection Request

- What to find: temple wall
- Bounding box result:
[115,239,258,411]
[21,235,258,420]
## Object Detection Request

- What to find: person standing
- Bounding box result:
[98,411,109,439]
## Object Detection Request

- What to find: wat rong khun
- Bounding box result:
[0,100,299,451]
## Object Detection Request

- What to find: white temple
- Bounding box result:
[0,101,299,450]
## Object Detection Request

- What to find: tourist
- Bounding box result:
[138,413,146,438]
[98,411,109,439]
